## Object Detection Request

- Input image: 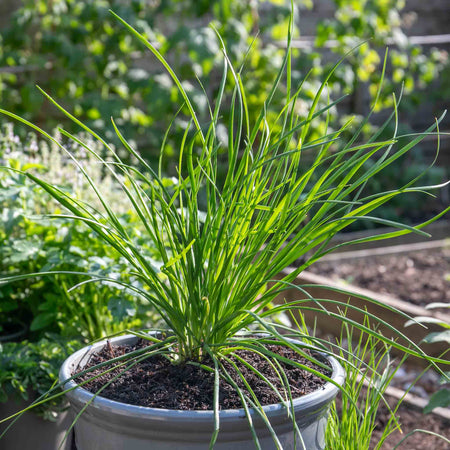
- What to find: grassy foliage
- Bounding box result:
[325,322,402,449]
[0,126,160,341]
[0,6,449,447]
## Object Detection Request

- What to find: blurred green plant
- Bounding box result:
[315,0,448,114]
[0,123,161,341]
[0,338,81,420]
[0,123,163,418]
[0,0,293,163]
[405,302,450,414]
[0,0,446,166]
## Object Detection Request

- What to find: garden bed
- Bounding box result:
[277,236,450,448]
[369,389,450,449]
[308,240,449,309]
[279,239,450,362]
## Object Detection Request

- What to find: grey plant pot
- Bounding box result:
[0,397,72,450]
[60,334,345,450]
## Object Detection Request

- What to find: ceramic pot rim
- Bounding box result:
[59,333,345,423]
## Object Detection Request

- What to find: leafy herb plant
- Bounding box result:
[0,126,160,341]
[0,125,164,422]
[0,338,81,420]
[0,7,449,448]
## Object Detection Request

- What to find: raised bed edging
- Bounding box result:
[279,269,450,360]
[319,238,447,262]
[277,237,450,365]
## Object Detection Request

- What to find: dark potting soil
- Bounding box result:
[308,248,450,307]
[75,339,331,410]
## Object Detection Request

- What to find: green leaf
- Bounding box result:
[162,238,195,270]
[108,298,136,321]
[30,312,55,331]
[422,330,450,344]
[0,298,18,313]
[8,240,41,263]
[424,389,450,414]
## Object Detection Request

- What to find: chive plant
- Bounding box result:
[325,319,404,449]
[1,7,449,449]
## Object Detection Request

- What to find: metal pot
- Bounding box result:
[60,334,345,450]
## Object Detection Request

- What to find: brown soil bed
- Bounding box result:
[333,391,450,450]
[309,245,450,448]
[308,247,450,307]
[372,397,450,449]
[75,339,331,410]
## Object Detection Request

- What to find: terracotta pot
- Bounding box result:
[60,334,345,450]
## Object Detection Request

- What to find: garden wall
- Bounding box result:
[297,0,450,36]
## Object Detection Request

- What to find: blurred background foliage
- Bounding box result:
[0,0,448,163]
[0,124,162,342]
[0,125,163,414]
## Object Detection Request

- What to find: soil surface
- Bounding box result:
[308,247,450,307]
[76,339,331,410]
[332,390,450,450]
[371,397,450,450]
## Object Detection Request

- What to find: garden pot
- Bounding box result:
[60,334,345,450]
[0,396,72,450]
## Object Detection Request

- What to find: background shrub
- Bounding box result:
[0,0,447,162]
